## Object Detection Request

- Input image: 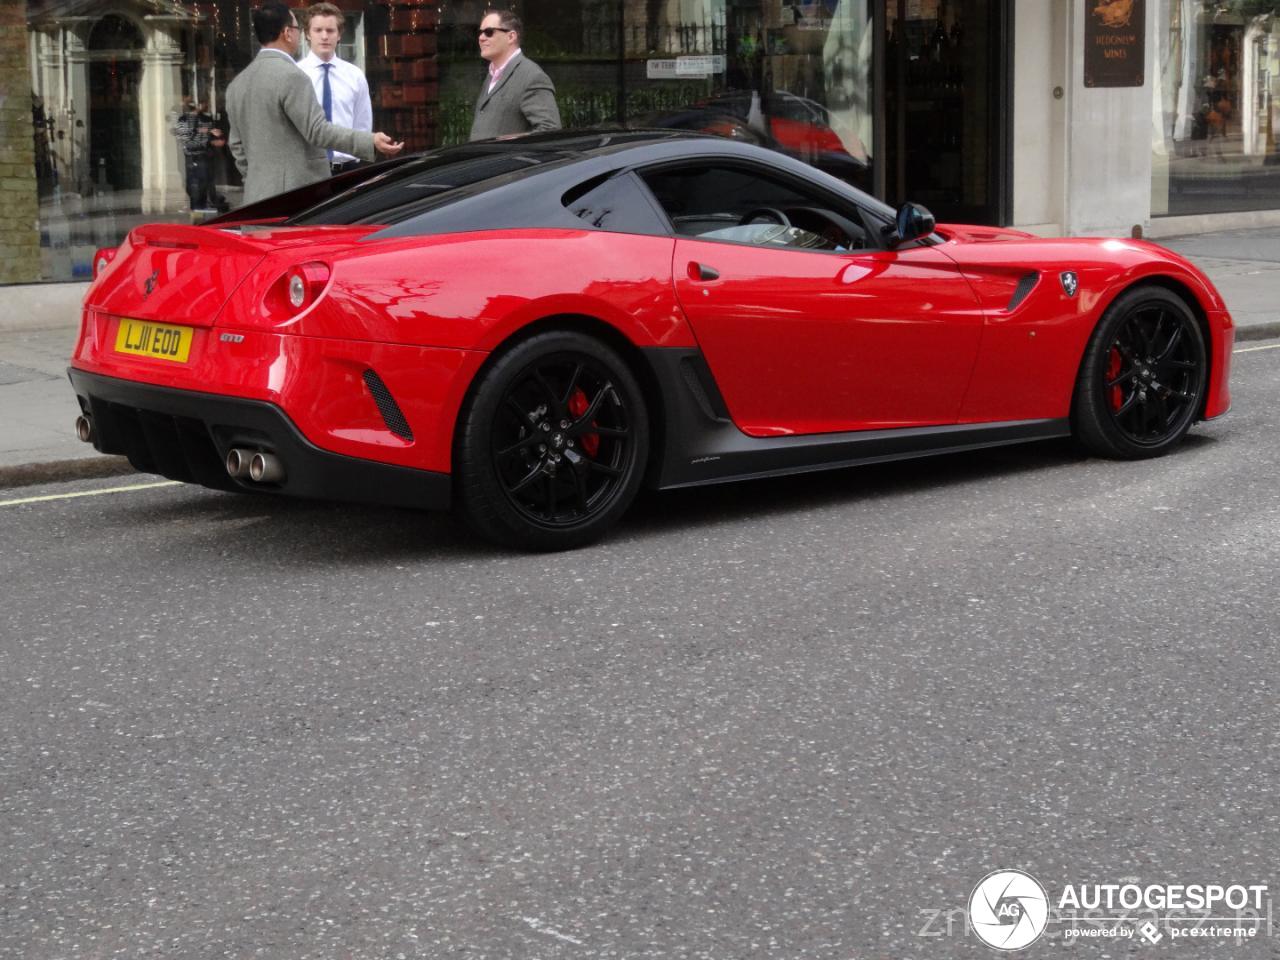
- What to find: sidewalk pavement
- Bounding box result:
[1,227,1277,489]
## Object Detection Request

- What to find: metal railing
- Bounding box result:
[437,19,725,59]
[437,83,712,145]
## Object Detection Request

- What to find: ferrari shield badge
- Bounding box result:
[1060,271,1079,298]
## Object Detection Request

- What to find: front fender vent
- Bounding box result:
[362,369,414,442]
[1007,271,1040,311]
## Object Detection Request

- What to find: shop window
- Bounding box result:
[25,0,245,281]
[14,0,882,283]
[1153,0,1280,216]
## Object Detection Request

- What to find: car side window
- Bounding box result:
[562,172,670,236]
[637,163,870,253]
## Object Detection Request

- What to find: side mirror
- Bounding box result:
[884,202,936,248]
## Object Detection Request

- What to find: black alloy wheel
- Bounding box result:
[1072,285,1208,459]
[455,330,649,550]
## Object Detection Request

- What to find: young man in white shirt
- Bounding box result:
[298,2,373,174]
[227,2,400,204]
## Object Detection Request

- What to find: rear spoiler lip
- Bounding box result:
[130,222,273,254]
[204,155,416,227]
[128,220,382,254]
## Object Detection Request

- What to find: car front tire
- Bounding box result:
[1071,285,1208,459]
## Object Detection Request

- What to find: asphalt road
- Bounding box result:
[3,343,1280,959]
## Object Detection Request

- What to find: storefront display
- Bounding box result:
[14,0,1012,282]
[1153,0,1280,215]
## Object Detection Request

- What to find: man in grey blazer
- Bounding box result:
[227,1,402,205]
[470,11,562,141]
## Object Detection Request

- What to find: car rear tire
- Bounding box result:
[1071,285,1207,459]
[454,331,649,550]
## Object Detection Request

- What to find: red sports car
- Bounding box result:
[70,132,1233,549]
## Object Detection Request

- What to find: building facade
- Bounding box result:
[5,0,1280,283]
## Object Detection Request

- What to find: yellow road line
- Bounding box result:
[0,480,179,508]
[1236,342,1280,354]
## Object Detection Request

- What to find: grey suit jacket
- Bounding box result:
[227,49,376,204]
[470,55,562,140]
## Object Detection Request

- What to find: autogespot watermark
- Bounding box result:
[919,870,1273,950]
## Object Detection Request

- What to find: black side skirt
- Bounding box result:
[641,348,1072,490]
[67,369,450,511]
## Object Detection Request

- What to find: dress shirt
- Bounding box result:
[487,49,523,94]
[260,47,299,64]
[298,52,372,164]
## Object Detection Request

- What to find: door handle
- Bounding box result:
[688,262,720,282]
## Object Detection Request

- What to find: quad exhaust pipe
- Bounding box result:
[74,415,92,443]
[225,448,252,478]
[225,448,285,484]
[249,452,284,483]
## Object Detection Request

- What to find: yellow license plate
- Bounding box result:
[114,319,193,363]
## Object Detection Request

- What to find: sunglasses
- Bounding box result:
[478,26,512,37]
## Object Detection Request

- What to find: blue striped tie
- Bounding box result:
[321,62,333,164]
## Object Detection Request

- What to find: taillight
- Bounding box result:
[263,261,331,319]
[92,247,118,279]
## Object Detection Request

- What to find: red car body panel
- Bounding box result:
[76,227,696,474]
[932,230,1232,422]
[72,310,486,472]
[226,230,695,351]
[672,238,986,435]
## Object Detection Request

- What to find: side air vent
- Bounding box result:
[362,369,414,441]
[679,356,732,423]
[1007,271,1040,311]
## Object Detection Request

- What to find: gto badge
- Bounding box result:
[1060,271,1079,298]
[143,269,160,298]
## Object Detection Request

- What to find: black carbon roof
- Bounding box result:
[212,131,890,237]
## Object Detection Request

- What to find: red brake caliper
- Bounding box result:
[568,388,600,457]
[1105,347,1124,412]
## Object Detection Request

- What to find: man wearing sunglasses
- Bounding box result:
[470,10,561,140]
[227,1,403,205]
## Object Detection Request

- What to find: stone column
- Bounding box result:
[63,28,91,197]
[0,2,43,283]
[140,27,185,213]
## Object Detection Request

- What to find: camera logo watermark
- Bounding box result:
[968,869,1050,951]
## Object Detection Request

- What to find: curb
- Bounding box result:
[0,283,89,334]
[1237,322,1280,342]
[0,456,136,491]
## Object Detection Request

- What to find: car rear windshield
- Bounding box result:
[287,146,577,226]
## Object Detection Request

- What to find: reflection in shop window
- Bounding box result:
[25,0,249,281]
[822,0,872,171]
[1153,0,1280,216]
[15,0,876,283]
[435,0,872,192]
